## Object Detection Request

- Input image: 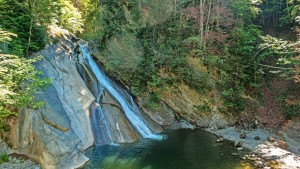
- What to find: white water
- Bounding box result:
[78,43,164,140]
[90,102,114,144]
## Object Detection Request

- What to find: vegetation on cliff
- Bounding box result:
[0,29,50,132]
[1,0,300,129]
[79,0,300,127]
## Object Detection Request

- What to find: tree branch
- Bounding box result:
[259,64,293,70]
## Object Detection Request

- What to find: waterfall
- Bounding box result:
[76,42,164,142]
[90,101,114,145]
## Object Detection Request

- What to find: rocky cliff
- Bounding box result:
[3,28,232,169]
[3,29,159,169]
[8,31,94,169]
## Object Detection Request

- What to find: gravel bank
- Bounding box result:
[206,127,300,169]
[0,157,41,169]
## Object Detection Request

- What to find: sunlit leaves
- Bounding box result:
[0,29,51,129]
[57,0,84,34]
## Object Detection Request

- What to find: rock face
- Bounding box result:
[3,27,233,169]
[5,30,162,169]
[159,83,232,128]
[8,32,94,169]
[74,42,163,143]
[74,48,140,144]
[89,43,232,129]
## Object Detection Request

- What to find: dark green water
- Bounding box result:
[84,129,250,169]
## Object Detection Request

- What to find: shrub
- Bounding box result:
[284,105,300,119]
[0,154,9,164]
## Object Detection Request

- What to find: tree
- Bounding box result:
[258,0,300,27]
[0,28,50,130]
[57,0,84,34]
[184,0,239,54]
[0,0,47,56]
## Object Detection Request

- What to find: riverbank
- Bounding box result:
[0,156,40,169]
[206,127,300,169]
[1,126,298,169]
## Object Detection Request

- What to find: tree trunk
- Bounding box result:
[26,0,36,56]
[204,0,212,47]
[199,0,206,48]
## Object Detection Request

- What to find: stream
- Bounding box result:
[83,129,251,169]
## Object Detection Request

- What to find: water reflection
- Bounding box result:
[84,129,252,169]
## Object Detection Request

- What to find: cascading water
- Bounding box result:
[90,100,114,145]
[75,42,165,142]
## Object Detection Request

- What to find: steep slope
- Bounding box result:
[8,31,94,169]
[4,28,162,169]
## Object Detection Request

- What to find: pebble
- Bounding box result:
[256,161,263,165]
[237,147,244,151]
[234,141,243,147]
[231,153,238,156]
[216,136,224,143]
[240,134,246,139]
[268,136,275,143]
[254,136,261,140]
[0,158,40,169]
[278,141,288,149]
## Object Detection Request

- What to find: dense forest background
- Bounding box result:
[1,0,300,131]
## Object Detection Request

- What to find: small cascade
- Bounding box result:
[90,102,113,145]
[75,42,164,142]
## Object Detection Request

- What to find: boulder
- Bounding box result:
[234,141,243,147]
[254,136,261,140]
[240,134,246,139]
[268,136,275,143]
[216,136,224,143]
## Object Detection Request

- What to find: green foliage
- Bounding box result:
[102,33,143,82]
[57,0,84,34]
[257,0,300,27]
[0,154,9,164]
[230,24,261,57]
[259,35,296,59]
[284,105,300,119]
[221,87,246,113]
[82,0,261,113]
[0,29,51,131]
[258,35,299,79]
[28,0,60,25]
[194,104,212,114]
[178,66,214,93]
[0,54,51,128]
[82,0,141,42]
[229,0,260,23]
[131,57,163,96]
[80,0,300,117]
[140,0,175,25]
[0,0,47,55]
